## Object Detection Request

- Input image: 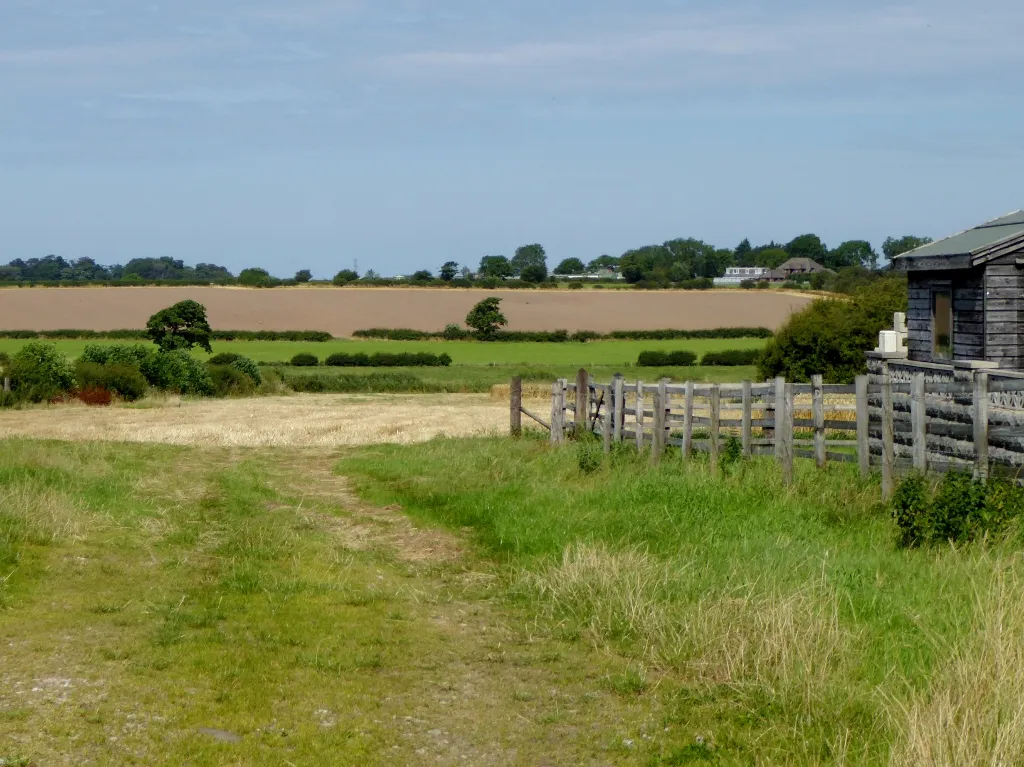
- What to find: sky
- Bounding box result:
[1,0,1022,278]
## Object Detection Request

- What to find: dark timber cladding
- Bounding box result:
[896,210,1024,370]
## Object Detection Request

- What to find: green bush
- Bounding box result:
[442,324,469,340]
[141,351,214,396]
[567,282,584,290]
[323,352,452,368]
[209,365,258,397]
[8,342,75,402]
[286,372,432,393]
[291,353,319,367]
[351,326,773,342]
[636,350,697,367]
[208,352,242,366]
[700,349,761,366]
[890,472,1024,549]
[80,343,155,369]
[74,361,149,401]
[229,356,262,385]
[758,277,907,383]
[0,351,9,374]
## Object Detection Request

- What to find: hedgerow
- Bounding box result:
[353,327,773,342]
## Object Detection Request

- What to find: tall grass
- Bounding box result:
[340,436,1024,761]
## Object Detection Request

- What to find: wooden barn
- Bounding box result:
[895,211,1024,370]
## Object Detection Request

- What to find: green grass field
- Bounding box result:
[4,431,1023,763]
[0,337,766,367]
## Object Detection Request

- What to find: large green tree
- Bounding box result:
[465,297,508,338]
[510,244,546,276]
[785,234,828,264]
[883,235,933,261]
[439,261,460,281]
[145,300,214,354]
[586,255,619,272]
[827,240,878,270]
[478,255,514,279]
[554,258,586,275]
[238,267,273,286]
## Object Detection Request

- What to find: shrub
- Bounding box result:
[442,323,468,340]
[674,278,714,290]
[891,472,1024,549]
[286,372,432,393]
[141,351,214,396]
[291,353,319,367]
[8,342,76,402]
[570,331,601,343]
[78,387,114,407]
[324,352,451,368]
[325,352,371,367]
[0,351,9,374]
[208,352,242,366]
[568,282,584,290]
[700,349,761,366]
[636,350,697,367]
[80,343,155,369]
[352,328,433,341]
[209,365,258,397]
[209,354,262,385]
[758,277,907,383]
[74,361,148,401]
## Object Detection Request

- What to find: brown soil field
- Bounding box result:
[0,286,813,335]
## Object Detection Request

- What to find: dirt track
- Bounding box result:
[0,286,812,335]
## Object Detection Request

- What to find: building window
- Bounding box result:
[932,289,953,360]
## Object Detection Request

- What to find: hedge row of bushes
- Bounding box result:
[635,348,762,367]
[284,372,444,393]
[353,326,774,342]
[0,329,334,342]
[0,342,270,407]
[288,352,452,368]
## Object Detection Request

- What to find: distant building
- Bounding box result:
[767,258,833,282]
[713,266,770,286]
[562,268,625,281]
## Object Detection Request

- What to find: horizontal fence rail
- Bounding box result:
[511,366,1024,499]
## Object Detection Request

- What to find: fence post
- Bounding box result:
[613,375,625,443]
[510,377,523,437]
[602,384,613,454]
[781,383,795,485]
[911,373,926,473]
[2,377,9,394]
[651,379,667,465]
[881,373,895,501]
[709,384,721,476]
[974,372,990,481]
[774,377,786,462]
[635,380,645,452]
[812,374,826,468]
[741,380,752,459]
[856,375,869,479]
[682,380,694,460]
[574,369,589,439]
[550,381,563,445]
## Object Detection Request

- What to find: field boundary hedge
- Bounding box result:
[0,329,334,342]
[353,327,774,342]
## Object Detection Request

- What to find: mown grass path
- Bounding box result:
[1,441,665,766]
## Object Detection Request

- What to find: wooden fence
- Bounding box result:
[509,368,1024,498]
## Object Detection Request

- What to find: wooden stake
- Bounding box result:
[602,385,613,454]
[613,375,625,443]
[510,376,522,437]
[881,372,895,501]
[741,379,752,459]
[911,373,926,473]
[855,375,869,479]
[709,384,721,476]
[550,381,563,445]
[635,380,645,452]
[574,369,589,439]
[974,371,990,481]
[812,374,826,468]
[682,380,694,460]
[774,376,786,461]
[651,379,667,464]
[781,383,795,486]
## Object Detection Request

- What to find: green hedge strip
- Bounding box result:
[353,327,773,342]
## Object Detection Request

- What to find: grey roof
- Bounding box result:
[777,257,829,272]
[898,210,1024,259]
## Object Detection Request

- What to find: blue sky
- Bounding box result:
[1,0,1022,277]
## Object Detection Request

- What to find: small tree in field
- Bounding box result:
[146,300,213,353]
[465,297,507,338]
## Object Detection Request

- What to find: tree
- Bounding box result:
[439,261,460,281]
[333,269,359,285]
[238,267,273,286]
[8,342,75,402]
[145,300,213,354]
[465,297,507,338]
[554,258,586,275]
[827,240,878,271]
[478,255,513,279]
[294,269,313,283]
[785,234,828,263]
[734,238,753,266]
[510,244,546,276]
[520,263,548,283]
[883,235,933,261]
[586,255,619,272]
[411,269,434,282]
[754,248,790,269]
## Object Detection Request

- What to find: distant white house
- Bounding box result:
[562,268,625,281]
[713,266,769,286]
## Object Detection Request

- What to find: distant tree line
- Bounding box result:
[1,232,933,291]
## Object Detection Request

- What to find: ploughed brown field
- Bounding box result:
[0,286,813,334]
